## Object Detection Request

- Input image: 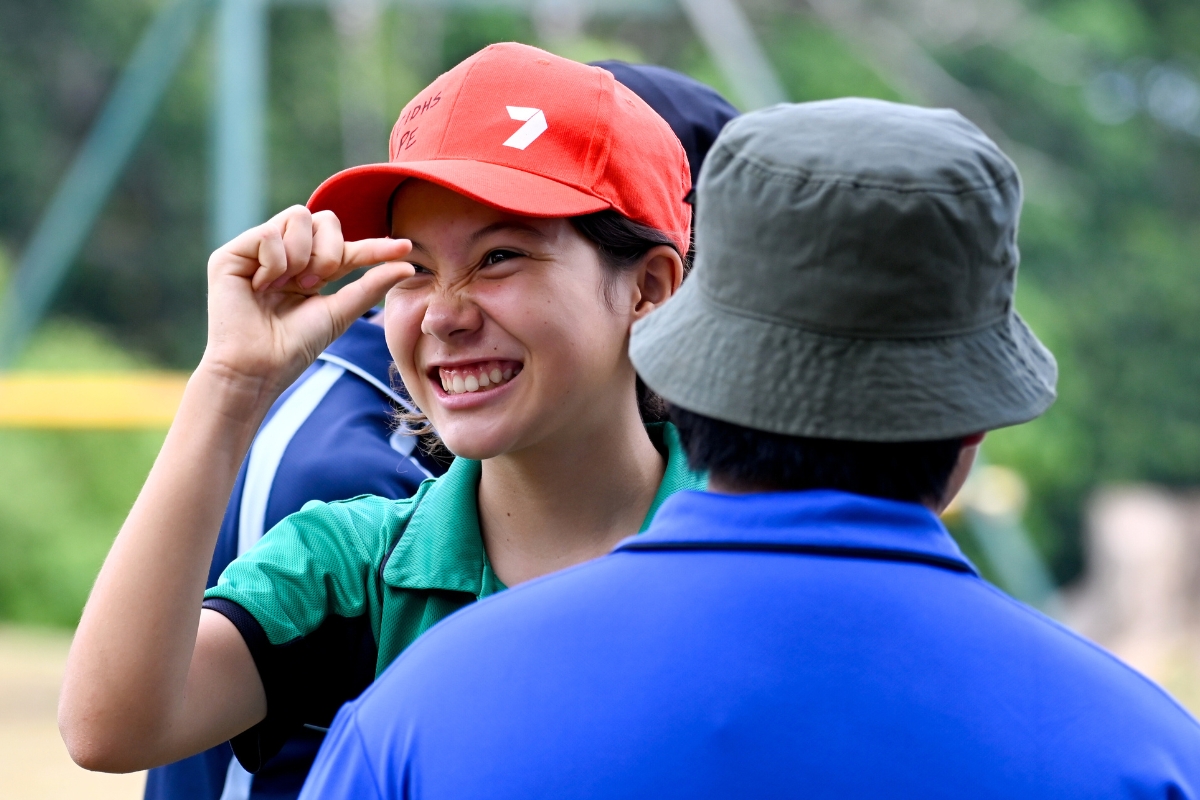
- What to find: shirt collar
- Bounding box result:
[317,313,416,411]
[381,422,707,597]
[617,489,976,575]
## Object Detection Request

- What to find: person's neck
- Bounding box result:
[477,402,665,587]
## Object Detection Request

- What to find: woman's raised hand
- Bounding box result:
[60,203,413,772]
[203,204,412,394]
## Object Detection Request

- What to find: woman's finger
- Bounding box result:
[320,261,415,335]
[302,211,346,290]
[341,238,413,271]
[273,206,314,288]
[278,205,314,268]
[209,219,280,284]
[252,224,288,291]
[316,237,413,288]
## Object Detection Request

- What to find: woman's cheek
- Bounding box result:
[468,280,541,342]
[485,268,580,324]
[384,291,430,397]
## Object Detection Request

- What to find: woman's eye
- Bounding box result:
[411,264,433,275]
[483,249,521,267]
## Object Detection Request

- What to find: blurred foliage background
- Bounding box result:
[2,0,1200,624]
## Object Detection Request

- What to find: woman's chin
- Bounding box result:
[437,426,521,461]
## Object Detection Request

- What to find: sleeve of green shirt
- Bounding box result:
[202,492,418,772]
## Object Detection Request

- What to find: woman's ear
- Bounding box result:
[632,245,684,321]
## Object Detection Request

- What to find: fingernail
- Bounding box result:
[270,275,289,290]
[299,274,320,289]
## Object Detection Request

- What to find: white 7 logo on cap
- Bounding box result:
[503,106,548,150]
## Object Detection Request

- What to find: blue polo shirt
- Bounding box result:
[301,489,1200,799]
[145,314,445,800]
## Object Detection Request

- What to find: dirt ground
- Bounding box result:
[0,626,144,799]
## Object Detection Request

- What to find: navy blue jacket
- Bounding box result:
[144,315,444,800]
[302,489,1200,799]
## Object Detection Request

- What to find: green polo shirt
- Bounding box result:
[202,422,704,770]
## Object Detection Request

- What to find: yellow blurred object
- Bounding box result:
[942,464,1029,520]
[968,465,1029,517]
[0,372,189,428]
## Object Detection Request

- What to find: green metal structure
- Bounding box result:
[0,0,210,366]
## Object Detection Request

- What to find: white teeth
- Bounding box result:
[439,363,521,395]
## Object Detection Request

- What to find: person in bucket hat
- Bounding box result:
[61,43,727,775]
[293,99,1200,800]
[633,97,1056,443]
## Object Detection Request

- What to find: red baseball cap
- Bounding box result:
[307,43,692,253]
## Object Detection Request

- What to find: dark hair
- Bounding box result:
[570,209,692,304]
[670,406,965,505]
[396,209,684,438]
[570,209,688,425]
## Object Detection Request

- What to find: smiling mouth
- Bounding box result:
[433,360,523,395]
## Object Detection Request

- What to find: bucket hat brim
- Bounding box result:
[631,277,1058,442]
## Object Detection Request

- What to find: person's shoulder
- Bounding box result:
[982,582,1200,736]
[238,487,430,567]
[252,357,422,515]
[345,550,697,763]
[318,490,424,514]
[302,484,432,535]
[367,553,628,689]
[205,490,434,634]
[287,366,396,451]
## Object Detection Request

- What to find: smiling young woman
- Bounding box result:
[58,43,706,775]
[385,181,689,586]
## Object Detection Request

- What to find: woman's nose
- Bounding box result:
[421,289,483,342]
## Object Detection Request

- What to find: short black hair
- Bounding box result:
[670,406,964,505]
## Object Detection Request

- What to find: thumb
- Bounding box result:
[320,261,413,334]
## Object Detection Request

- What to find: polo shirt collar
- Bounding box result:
[317,312,416,411]
[618,489,977,575]
[381,422,702,597]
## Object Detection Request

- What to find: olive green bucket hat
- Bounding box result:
[630,98,1057,442]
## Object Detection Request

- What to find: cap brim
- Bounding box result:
[630,279,1058,442]
[307,160,611,241]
